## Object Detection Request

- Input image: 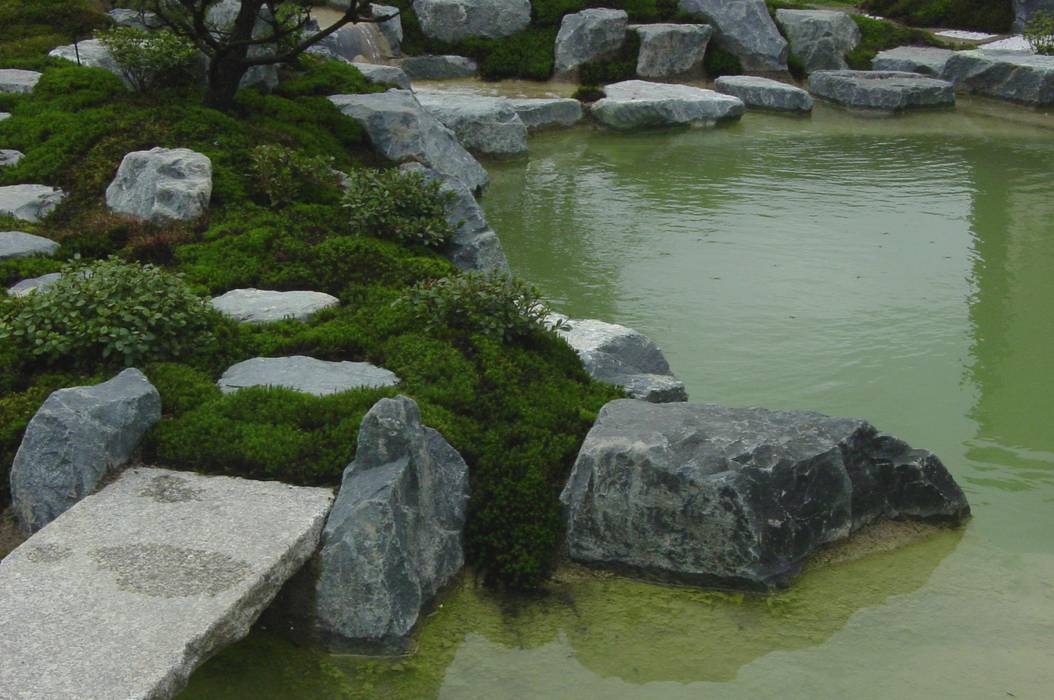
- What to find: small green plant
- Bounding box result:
[0,257,217,368]
[398,273,552,342]
[1025,11,1054,55]
[343,169,454,249]
[98,26,198,92]
[248,144,340,208]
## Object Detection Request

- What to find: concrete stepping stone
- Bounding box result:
[715,75,814,112]
[872,46,956,77]
[0,149,23,168]
[218,355,400,396]
[0,230,59,259]
[7,272,62,297]
[210,288,339,324]
[0,69,42,94]
[0,467,333,699]
[592,80,744,130]
[0,185,66,222]
[808,70,955,111]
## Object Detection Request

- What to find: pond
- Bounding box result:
[181,96,1054,698]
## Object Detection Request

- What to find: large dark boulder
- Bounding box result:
[561,400,970,589]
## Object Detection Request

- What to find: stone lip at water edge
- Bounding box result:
[396,54,478,80]
[210,288,340,324]
[0,230,59,259]
[871,46,956,78]
[505,97,584,131]
[715,75,814,112]
[591,80,745,130]
[0,185,67,222]
[0,69,42,94]
[554,8,629,77]
[218,355,400,396]
[413,0,531,43]
[775,9,861,74]
[677,0,788,72]
[10,368,162,535]
[808,70,956,111]
[631,23,713,79]
[415,90,529,156]
[106,147,213,224]
[942,50,1054,107]
[0,467,334,700]
[561,400,971,590]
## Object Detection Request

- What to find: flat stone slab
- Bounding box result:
[715,75,813,112]
[351,62,411,89]
[0,185,66,222]
[0,149,24,168]
[0,230,59,259]
[0,112,11,121]
[872,46,956,77]
[8,272,62,297]
[415,90,528,156]
[506,97,583,131]
[943,50,1054,106]
[808,70,955,111]
[396,55,478,80]
[0,69,42,94]
[0,467,334,700]
[210,288,339,323]
[592,80,744,130]
[218,355,400,396]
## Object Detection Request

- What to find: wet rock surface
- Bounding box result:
[715,75,814,112]
[592,80,745,130]
[808,70,955,111]
[506,97,584,130]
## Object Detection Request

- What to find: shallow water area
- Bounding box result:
[181,93,1054,698]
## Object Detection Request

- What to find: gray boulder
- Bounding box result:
[872,46,956,77]
[775,9,860,73]
[210,289,340,323]
[401,163,509,273]
[415,91,529,156]
[105,147,213,224]
[942,50,1054,106]
[413,0,531,43]
[678,0,788,72]
[0,149,24,168]
[7,272,62,297]
[0,69,42,94]
[0,185,66,222]
[329,90,488,191]
[49,39,124,81]
[9,369,162,535]
[592,80,744,130]
[715,75,813,112]
[396,54,478,80]
[308,22,397,64]
[107,8,164,30]
[307,396,469,652]
[561,400,971,589]
[218,355,399,396]
[506,97,584,131]
[0,112,10,121]
[0,231,59,259]
[549,314,687,403]
[808,70,955,110]
[1014,0,1054,31]
[372,4,404,55]
[351,62,411,89]
[632,23,712,79]
[554,9,629,77]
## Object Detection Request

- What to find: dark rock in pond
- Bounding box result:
[10,369,162,535]
[562,400,971,589]
[808,70,955,111]
[942,50,1054,107]
[871,46,956,78]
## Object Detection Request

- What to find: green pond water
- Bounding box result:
[182,97,1054,699]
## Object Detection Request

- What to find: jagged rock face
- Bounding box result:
[942,51,1054,107]
[808,70,956,111]
[1014,0,1054,31]
[632,23,712,79]
[561,400,971,590]
[678,0,788,71]
[775,9,860,73]
[312,396,469,652]
[871,46,956,77]
[0,69,42,94]
[413,0,531,43]
[591,80,745,130]
[0,231,59,260]
[415,91,529,156]
[0,185,66,222]
[9,369,162,535]
[715,75,814,112]
[554,9,629,77]
[105,147,213,224]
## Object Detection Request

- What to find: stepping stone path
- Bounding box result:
[715,75,814,112]
[218,355,400,396]
[592,80,744,130]
[7,272,62,297]
[0,149,23,168]
[943,50,1054,106]
[0,230,59,259]
[106,147,213,223]
[396,55,478,80]
[351,62,411,89]
[871,46,956,77]
[0,466,333,700]
[808,70,955,111]
[0,185,66,222]
[415,90,528,156]
[506,97,583,131]
[0,69,42,94]
[210,288,339,323]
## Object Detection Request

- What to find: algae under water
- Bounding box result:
[181,97,1054,698]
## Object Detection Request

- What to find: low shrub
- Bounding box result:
[98,26,198,92]
[859,0,1013,34]
[1025,11,1054,55]
[343,169,454,250]
[248,144,340,208]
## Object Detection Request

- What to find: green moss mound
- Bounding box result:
[860,0,1013,34]
[846,15,946,70]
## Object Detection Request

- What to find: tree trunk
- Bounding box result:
[203,54,248,111]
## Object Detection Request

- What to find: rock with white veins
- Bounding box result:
[415,90,528,156]
[715,75,814,112]
[0,185,66,222]
[632,23,712,79]
[0,466,334,699]
[591,80,744,130]
[210,289,340,323]
[0,231,59,259]
[218,355,400,396]
[106,147,213,223]
[0,69,42,94]
[808,70,955,111]
[775,9,861,73]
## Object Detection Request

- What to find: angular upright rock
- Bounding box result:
[106,147,213,223]
[591,80,744,130]
[632,23,713,79]
[678,0,788,72]
[775,9,861,73]
[554,9,629,77]
[413,0,531,43]
[562,400,971,589]
[10,369,162,535]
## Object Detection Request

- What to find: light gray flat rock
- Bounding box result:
[0,185,66,222]
[592,80,744,130]
[0,466,334,700]
[106,147,213,223]
[0,230,59,259]
[631,23,712,78]
[0,69,42,94]
[808,70,955,111]
[678,0,788,71]
[554,8,629,77]
[0,112,10,121]
[415,90,528,156]
[396,54,478,80]
[210,288,339,323]
[413,0,531,43]
[0,149,24,168]
[351,62,411,89]
[49,39,124,82]
[218,355,400,396]
[7,272,62,297]
[715,75,813,112]
[506,97,584,131]
[942,50,1054,106]
[775,9,860,73]
[872,46,956,77]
